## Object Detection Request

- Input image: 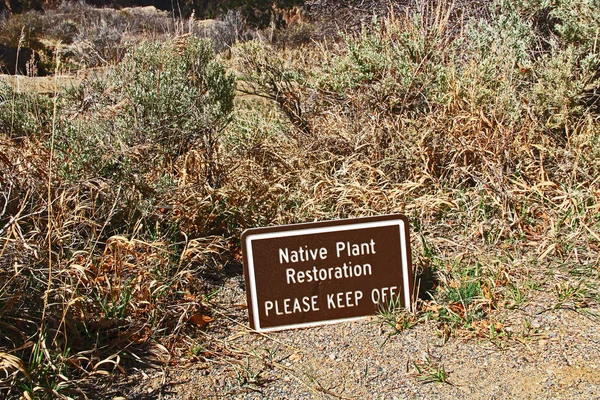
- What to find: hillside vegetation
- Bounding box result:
[1,0,599,398]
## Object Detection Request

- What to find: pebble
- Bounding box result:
[146,276,600,399]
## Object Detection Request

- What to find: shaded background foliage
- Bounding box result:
[0,0,305,26]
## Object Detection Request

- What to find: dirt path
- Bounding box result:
[105,274,600,399]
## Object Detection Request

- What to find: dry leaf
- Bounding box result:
[183,292,197,302]
[189,313,213,328]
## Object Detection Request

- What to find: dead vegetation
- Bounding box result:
[1,0,599,398]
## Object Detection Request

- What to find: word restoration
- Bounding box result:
[241,214,414,332]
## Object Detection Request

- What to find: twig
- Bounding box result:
[0,189,29,238]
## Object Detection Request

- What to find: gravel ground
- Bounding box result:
[109,274,600,399]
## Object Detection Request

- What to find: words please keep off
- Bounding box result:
[265,239,399,317]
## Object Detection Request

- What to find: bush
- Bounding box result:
[0,35,236,399]
[113,36,236,181]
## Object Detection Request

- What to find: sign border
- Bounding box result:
[241,214,414,333]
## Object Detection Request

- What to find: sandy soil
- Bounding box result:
[101,274,600,399]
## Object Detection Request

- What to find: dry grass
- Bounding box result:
[1,1,600,398]
[229,0,600,337]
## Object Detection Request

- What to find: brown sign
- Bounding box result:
[241,214,414,332]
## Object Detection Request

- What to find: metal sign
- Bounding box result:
[242,214,413,332]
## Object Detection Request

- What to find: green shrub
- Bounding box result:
[316,14,452,114]
[0,82,53,139]
[504,0,600,129]
[55,35,236,187]
[113,36,236,182]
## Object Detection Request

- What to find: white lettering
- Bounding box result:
[264,296,320,316]
[286,268,296,283]
[336,242,346,258]
[279,248,289,264]
[319,268,327,280]
[320,247,328,259]
[371,286,399,305]
[327,293,335,308]
[279,246,329,264]
[326,290,363,309]
[335,240,377,258]
[265,301,274,316]
[286,263,373,284]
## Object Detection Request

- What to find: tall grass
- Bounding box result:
[231,0,600,332]
[1,35,235,398]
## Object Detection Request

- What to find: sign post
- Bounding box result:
[242,214,413,332]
